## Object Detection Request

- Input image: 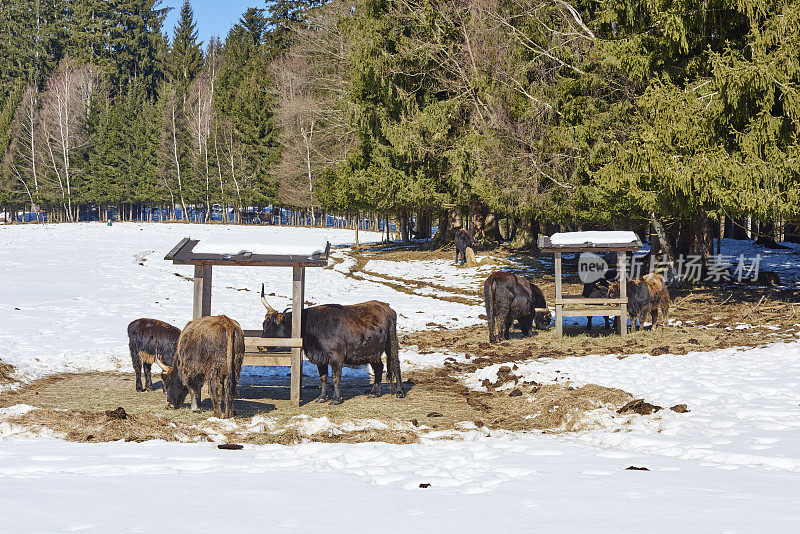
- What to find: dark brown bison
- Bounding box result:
[612,272,671,331]
[484,272,551,343]
[454,228,474,265]
[161,315,245,418]
[582,279,612,330]
[261,287,403,405]
[127,318,181,392]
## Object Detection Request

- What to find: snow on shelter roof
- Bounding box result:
[539,231,641,250]
[165,236,331,267]
[191,236,330,257]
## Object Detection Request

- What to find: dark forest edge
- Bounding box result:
[1,0,799,258]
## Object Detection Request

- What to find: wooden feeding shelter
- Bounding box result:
[538,231,642,338]
[165,237,330,407]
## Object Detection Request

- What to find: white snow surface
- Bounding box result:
[1,224,800,531]
[464,341,800,472]
[191,235,329,257]
[550,230,640,246]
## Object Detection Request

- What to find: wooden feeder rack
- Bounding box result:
[538,235,642,338]
[165,237,330,406]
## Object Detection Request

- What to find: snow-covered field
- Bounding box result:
[1,223,799,532]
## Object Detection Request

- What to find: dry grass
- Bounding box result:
[0,361,15,384]
[0,366,636,443]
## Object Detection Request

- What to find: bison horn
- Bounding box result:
[155,355,173,376]
[261,283,277,314]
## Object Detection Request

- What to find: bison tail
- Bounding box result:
[484,277,495,343]
[386,314,404,398]
[225,327,235,418]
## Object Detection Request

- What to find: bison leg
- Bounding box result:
[587,316,593,331]
[131,350,144,392]
[650,309,660,330]
[330,360,343,405]
[519,316,533,337]
[604,316,610,329]
[315,363,328,402]
[210,378,226,418]
[636,311,647,332]
[390,357,404,399]
[502,314,514,340]
[188,380,203,412]
[488,307,497,344]
[369,359,383,397]
[143,363,153,391]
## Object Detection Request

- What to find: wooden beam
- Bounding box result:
[192,265,212,319]
[244,337,303,351]
[242,354,293,367]
[618,250,628,335]
[164,237,190,260]
[556,298,627,305]
[555,252,563,338]
[562,309,622,317]
[290,266,305,407]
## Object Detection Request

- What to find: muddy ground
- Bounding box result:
[1,242,797,445]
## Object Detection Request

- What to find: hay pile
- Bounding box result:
[9,408,206,443]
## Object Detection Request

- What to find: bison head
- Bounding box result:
[156,354,188,409]
[533,309,552,330]
[261,284,291,338]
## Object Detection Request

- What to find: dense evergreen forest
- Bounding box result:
[1,0,798,256]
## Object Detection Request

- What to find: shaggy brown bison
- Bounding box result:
[612,272,671,331]
[454,228,474,265]
[127,318,181,392]
[161,315,245,418]
[261,287,403,405]
[483,272,551,343]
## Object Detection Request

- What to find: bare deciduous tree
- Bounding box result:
[271,0,353,218]
[39,58,99,221]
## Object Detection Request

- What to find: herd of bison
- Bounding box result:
[129,241,674,419]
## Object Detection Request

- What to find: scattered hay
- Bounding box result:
[495,383,633,432]
[9,408,207,443]
[0,360,16,384]
[264,427,421,445]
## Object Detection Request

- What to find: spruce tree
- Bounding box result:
[168,1,203,101]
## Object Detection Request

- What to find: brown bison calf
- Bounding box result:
[127,318,181,392]
[612,273,671,331]
[162,315,245,418]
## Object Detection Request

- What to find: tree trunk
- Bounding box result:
[354,211,360,250]
[650,212,678,279]
[481,209,504,243]
[512,216,539,249]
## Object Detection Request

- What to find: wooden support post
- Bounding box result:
[193,265,212,319]
[618,251,627,335]
[290,265,305,407]
[555,252,563,338]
